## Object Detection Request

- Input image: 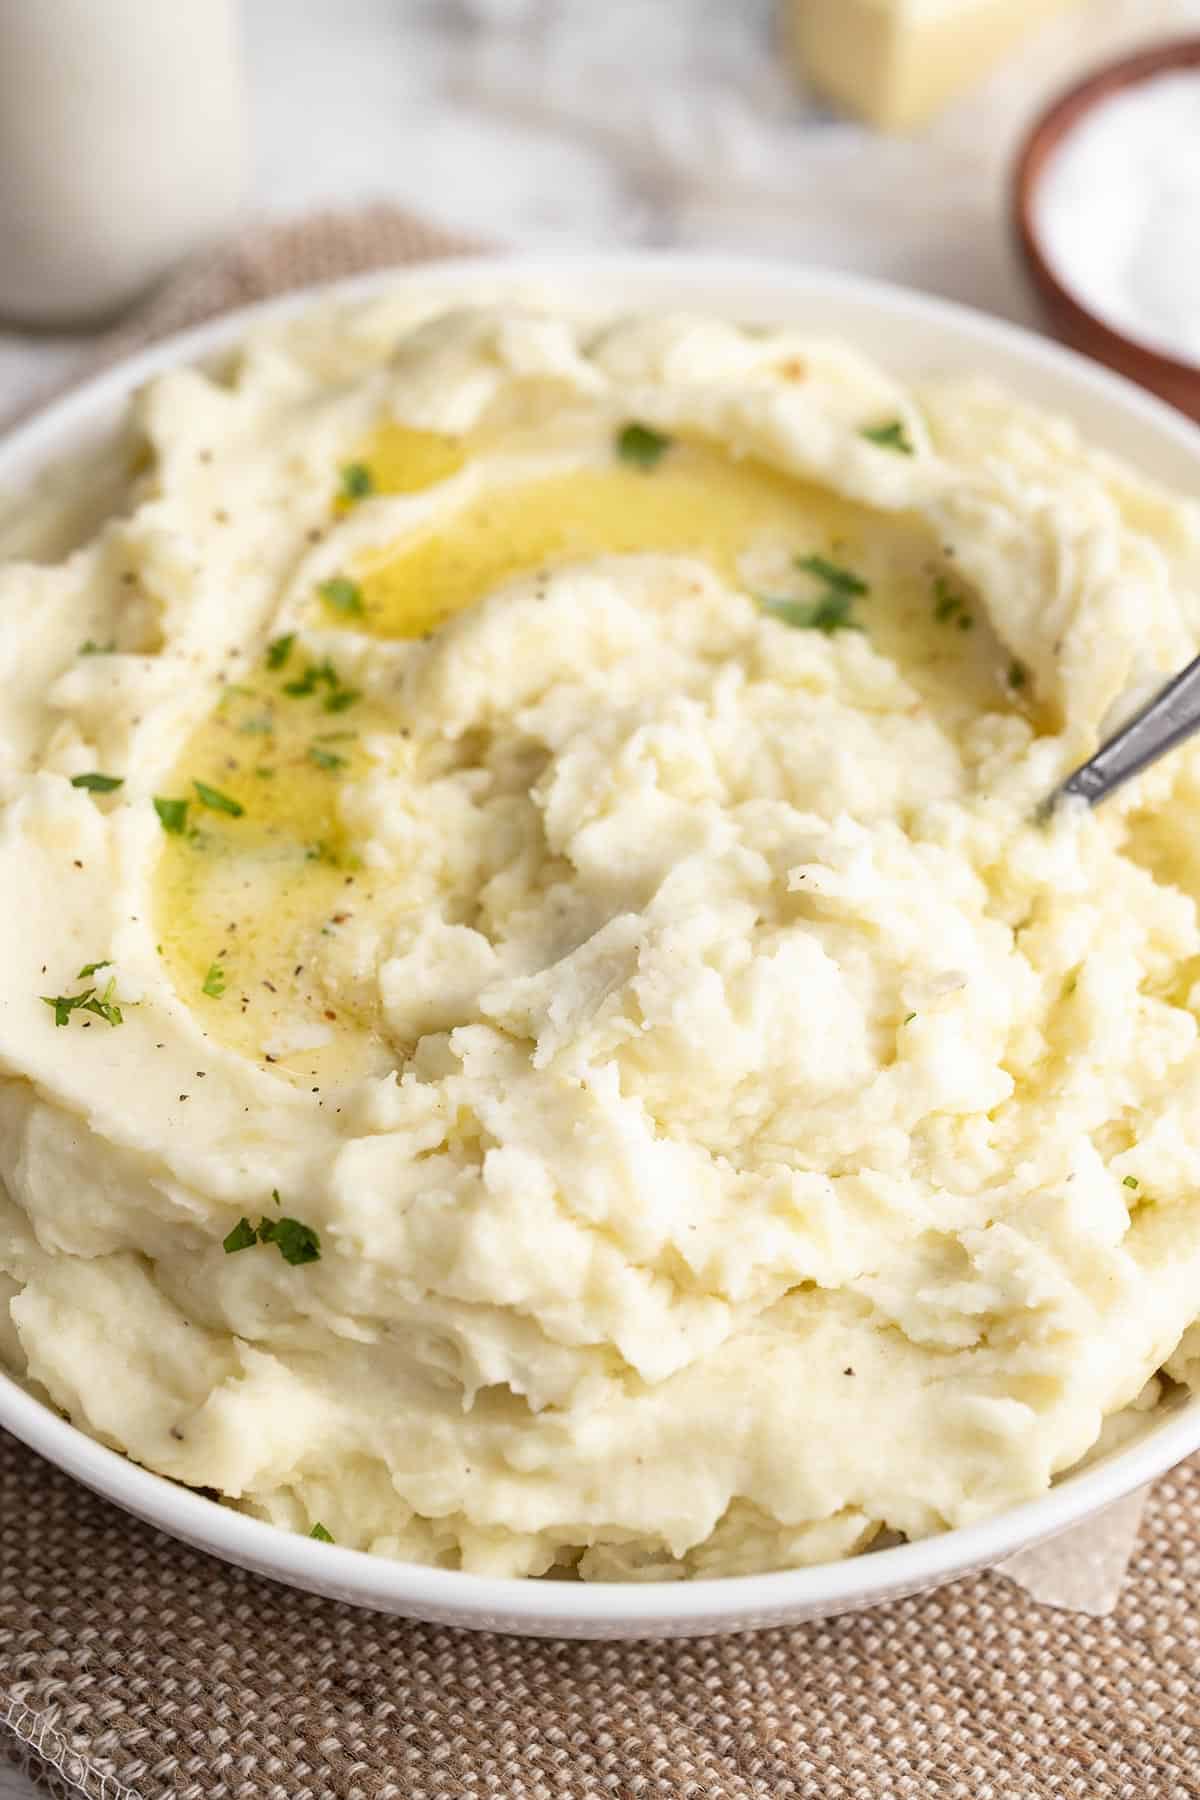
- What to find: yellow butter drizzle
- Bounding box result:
[157,423,1013,1080]
[153,676,398,1087]
[352,434,834,641]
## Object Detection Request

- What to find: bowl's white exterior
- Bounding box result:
[2,253,1199,1640]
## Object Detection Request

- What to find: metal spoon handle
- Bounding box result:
[1054,651,1200,808]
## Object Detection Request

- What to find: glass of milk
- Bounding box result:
[0,0,247,328]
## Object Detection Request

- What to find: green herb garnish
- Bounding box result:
[259,1216,321,1265]
[223,1217,258,1254]
[1123,1175,1140,1190]
[758,592,861,635]
[616,422,671,469]
[283,659,339,698]
[41,973,125,1029]
[221,1211,321,1265]
[154,796,189,835]
[310,1522,335,1543]
[79,639,116,656]
[861,418,915,455]
[70,772,123,793]
[279,654,361,712]
[318,576,364,618]
[323,688,360,714]
[85,975,124,1027]
[794,554,869,597]
[202,962,227,998]
[308,745,346,772]
[77,960,110,979]
[42,991,94,1028]
[904,1012,917,1024]
[340,463,374,501]
[267,633,295,671]
[193,781,244,818]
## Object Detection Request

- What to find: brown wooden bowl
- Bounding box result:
[1014,38,1200,421]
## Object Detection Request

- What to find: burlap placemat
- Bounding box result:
[4,1428,1200,1799]
[2,203,1199,1798]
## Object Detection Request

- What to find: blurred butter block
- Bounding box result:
[784,0,1081,130]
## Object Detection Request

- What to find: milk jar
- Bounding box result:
[0,0,247,326]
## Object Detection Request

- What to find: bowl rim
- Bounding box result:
[4,248,1200,1634]
[1012,35,1200,390]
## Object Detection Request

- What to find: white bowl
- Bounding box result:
[3,253,1200,1640]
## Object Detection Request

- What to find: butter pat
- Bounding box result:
[784,0,1080,131]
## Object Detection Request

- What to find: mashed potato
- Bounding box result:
[3,297,1200,1579]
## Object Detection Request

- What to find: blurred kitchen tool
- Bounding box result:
[0,0,247,329]
[1015,38,1200,419]
[781,0,1081,130]
[1049,652,1200,811]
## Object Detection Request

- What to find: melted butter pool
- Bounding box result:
[157,424,1024,1081]
[154,677,397,1087]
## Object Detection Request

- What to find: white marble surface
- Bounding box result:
[4,1,1200,1794]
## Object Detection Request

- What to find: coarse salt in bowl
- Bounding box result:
[1014,38,1200,420]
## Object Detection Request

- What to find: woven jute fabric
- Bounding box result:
[3,1430,1200,1800]
[3,204,1200,1799]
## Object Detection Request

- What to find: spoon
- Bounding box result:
[1047,652,1200,811]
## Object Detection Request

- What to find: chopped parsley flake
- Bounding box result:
[340,462,374,501]
[861,418,915,455]
[266,633,295,670]
[43,991,91,1028]
[308,745,346,772]
[42,973,125,1029]
[616,422,671,468]
[79,639,116,656]
[259,1216,321,1264]
[193,780,244,818]
[154,796,189,835]
[1123,1175,1140,1190]
[318,576,364,618]
[760,550,871,634]
[77,960,111,979]
[202,962,227,998]
[904,1012,917,1024]
[222,1217,258,1254]
[310,1522,335,1542]
[323,687,360,714]
[222,1211,320,1264]
[283,658,338,698]
[794,553,869,597]
[70,772,123,793]
[758,591,861,635]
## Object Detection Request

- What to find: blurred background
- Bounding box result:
[1,0,1198,416]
